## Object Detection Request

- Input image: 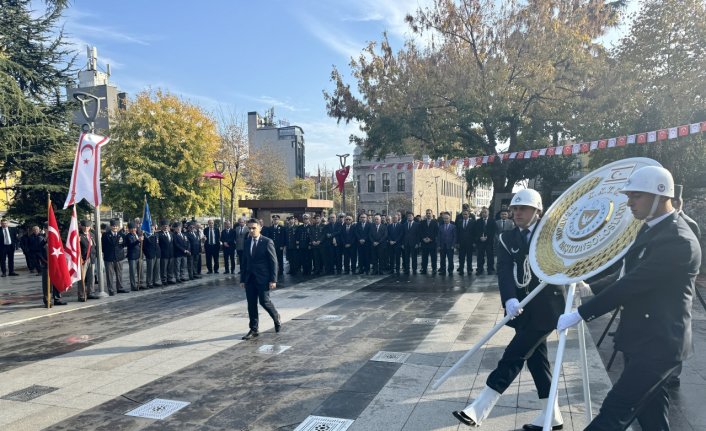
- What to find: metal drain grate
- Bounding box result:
[2,385,58,402]
[370,351,410,364]
[412,318,440,325]
[316,315,344,321]
[257,344,291,355]
[125,398,190,420]
[294,415,354,431]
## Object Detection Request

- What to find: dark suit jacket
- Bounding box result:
[0,226,18,248]
[157,230,174,259]
[203,226,221,248]
[680,211,701,243]
[438,222,456,248]
[102,232,126,262]
[369,223,388,246]
[240,235,278,285]
[387,222,404,247]
[79,231,97,261]
[579,212,701,361]
[497,228,565,331]
[354,222,372,246]
[401,221,419,248]
[473,217,497,243]
[418,218,438,246]
[187,231,201,255]
[126,233,142,260]
[143,233,160,259]
[339,224,357,247]
[220,227,236,254]
[456,217,475,247]
[173,232,190,257]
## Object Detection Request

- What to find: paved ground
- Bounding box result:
[0,257,704,431]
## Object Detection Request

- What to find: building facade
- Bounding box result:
[247,110,305,180]
[352,148,469,216]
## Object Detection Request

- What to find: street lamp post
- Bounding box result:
[433,175,440,216]
[214,160,226,227]
[336,153,350,214]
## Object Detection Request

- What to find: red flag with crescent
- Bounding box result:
[335,166,350,193]
[64,205,82,285]
[64,133,110,209]
[48,202,73,292]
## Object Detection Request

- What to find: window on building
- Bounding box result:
[357,175,361,193]
[367,174,375,193]
[382,173,390,192]
[397,173,405,192]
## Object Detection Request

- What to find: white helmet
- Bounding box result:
[620,166,674,198]
[510,189,543,210]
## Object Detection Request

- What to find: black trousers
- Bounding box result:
[420,244,437,271]
[286,247,298,274]
[357,243,370,273]
[223,249,236,273]
[342,245,356,272]
[245,277,279,331]
[323,244,336,274]
[371,244,386,273]
[275,247,284,275]
[300,248,312,275]
[476,240,495,272]
[586,353,680,431]
[205,244,219,272]
[458,244,473,272]
[389,245,402,271]
[311,245,323,274]
[402,245,418,272]
[486,328,552,398]
[0,244,15,274]
[439,246,454,272]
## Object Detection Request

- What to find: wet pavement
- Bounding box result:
[0,260,704,430]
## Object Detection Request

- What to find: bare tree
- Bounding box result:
[217,109,249,223]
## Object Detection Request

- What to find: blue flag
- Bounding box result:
[141,197,152,237]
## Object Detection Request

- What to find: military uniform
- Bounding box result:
[309,222,325,275]
[286,222,299,275]
[142,229,161,288]
[296,222,313,275]
[578,212,701,430]
[102,222,128,295]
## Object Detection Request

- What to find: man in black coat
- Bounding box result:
[0,218,19,276]
[172,222,190,282]
[322,214,338,275]
[78,220,99,300]
[418,209,438,274]
[559,167,702,431]
[142,224,161,288]
[456,209,475,275]
[270,215,287,276]
[309,215,325,275]
[454,189,565,430]
[125,222,143,291]
[354,213,372,274]
[186,223,202,280]
[387,214,404,274]
[102,219,128,295]
[203,219,220,274]
[401,212,419,274]
[157,220,175,285]
[296,214,313,275]
[473,206,497,275]
[220,220,236,274]
[369,214,388,275]
[240,219,281,340]
[285,217,299,275]
[339,215,357,274]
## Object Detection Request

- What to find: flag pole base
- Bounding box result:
[94,291,109,298]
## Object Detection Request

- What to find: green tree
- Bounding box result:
[289,177,316,199]
[104,90,220,219]
[0,0,78,225]
[583,0,706,190]
[245,148,291,200]
[325,0,623,208]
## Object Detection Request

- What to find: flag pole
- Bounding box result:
[76,204,86,302]
[46,193,52,309]
[137,194,146,290]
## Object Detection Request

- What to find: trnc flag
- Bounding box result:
[335,166,350,193]
[48,202,73,292]
[64,205,81,285]
[63,132,110,209]
[141,197,153,237]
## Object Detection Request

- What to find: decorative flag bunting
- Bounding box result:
[357,120,706,171]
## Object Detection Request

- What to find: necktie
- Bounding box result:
[209,229,214,244]
[463,220,467,229]
[4,228,9,245]
[251,238,258,255]
[445,223,449,231]
[501,220,505,230]
[376,225,379,232]
[408,222,412,229]
[346,226,350,232]
[522,229,530,245]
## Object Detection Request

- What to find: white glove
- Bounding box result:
[557,310,583,331]
[576,281,593,297]
[505,298,522,317]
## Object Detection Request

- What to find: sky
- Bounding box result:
[58,0,639,175]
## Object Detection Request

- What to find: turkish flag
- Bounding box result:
[475,157,483,165]
[580,143,590,153]
[546,147,556,156]
[407,163,413,171]
[637,133,647,144]
[47,203,72,292]
[598,139,607,149]
[617,136,627,146]
[657,129,668,141]
[678,125,689,137]
[562,145,572,155]
[701,121,706,132]
[335,166,350,193]
[64,133,110,209]
[488,155,496,163]
[463,158,470,167]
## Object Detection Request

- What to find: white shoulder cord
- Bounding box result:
[498,233,532,288]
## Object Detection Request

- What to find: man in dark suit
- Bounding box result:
[369,214,388,275]
[309,214,325,275]
[186,223,201,280]
[203,219,220,274]
[387,214,404,274]
[270,215,287,276]
[125,222,143,291]
[355,213,372,274]
[419,209,438,274]
[78,220,99,300]
[401,212,419,274]
[234,218,248,274]
[296,214,313,275]
[455,203,475,226]
[143,224,161,288]
[240,218,281,340]
[220,220,236,274]
[0,218,19,276]
[172,222,190,282]
[438,212,457,275]
[333,213,346,274]
[473,206,497,274]
[322,214,339,275]
[454,189,565,429]
[285,217,299,275]
[157,220,175,285]
[456,209,475,275]
[102,219,128,295]
[339,215,357,274]
[559,167,701,431]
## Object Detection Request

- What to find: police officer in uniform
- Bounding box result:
[558,166,701,430]
[309,214,325,275]
[285,217,299,275]
[297,214,313,275]
[454,189,565,430]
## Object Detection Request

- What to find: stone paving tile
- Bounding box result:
[401,398,465,431]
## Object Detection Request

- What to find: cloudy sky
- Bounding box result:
[60,0,637,174]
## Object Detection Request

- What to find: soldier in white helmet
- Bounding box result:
[453,188,566,430]
[558,166,701,430]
